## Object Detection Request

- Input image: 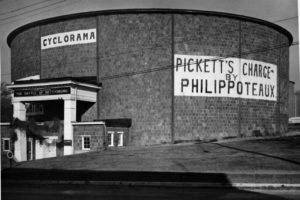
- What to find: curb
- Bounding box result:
[3,170,300,188]
[3,180,300,189]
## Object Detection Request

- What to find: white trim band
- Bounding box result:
[0,122,11,126]
[72,122,105,125]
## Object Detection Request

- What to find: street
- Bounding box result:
[2,184,300,200]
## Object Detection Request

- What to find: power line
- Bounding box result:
[0,4,297,60]
[0,0,51,16]
[1,12,298,79]
[2,41,297,80]
[99,41,298,81]
[0,0,81,25]
[0,0,66,21]
[274,16,298,23]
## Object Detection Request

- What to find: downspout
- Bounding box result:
[103,122,107,150]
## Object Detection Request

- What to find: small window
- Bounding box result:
[117,132,124,147]
[107,131,114,147]
[2,138,10,151]
[82,136,91,150]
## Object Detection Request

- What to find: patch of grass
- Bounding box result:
[12,136,300,173]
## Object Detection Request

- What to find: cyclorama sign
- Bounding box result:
[41,29,96,50]
[14,87,70,97]
[174,54,277,101]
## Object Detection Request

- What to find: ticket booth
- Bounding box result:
[7,77,101,161]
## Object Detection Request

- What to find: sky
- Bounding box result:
[0,0,299,91]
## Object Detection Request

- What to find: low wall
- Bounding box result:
[73,122,105,154]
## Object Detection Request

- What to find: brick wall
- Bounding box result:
[11,27,40,81]
[174,15,240,141]
[289,82,295,117]
[73,124,104,153]
[80,104,97,122]
[40,17,97,79]
[239,21,281,137]
[98,14,172,146]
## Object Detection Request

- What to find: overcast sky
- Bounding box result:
[0,0,299,91]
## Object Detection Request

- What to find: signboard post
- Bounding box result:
[63,140,72,146]
[7,151,14,168]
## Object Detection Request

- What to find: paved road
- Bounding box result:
[2,184,300,200]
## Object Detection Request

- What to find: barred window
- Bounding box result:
[2,138,10,151]
[82,136,91,150]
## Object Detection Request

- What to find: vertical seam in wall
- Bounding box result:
[171,14,175,143]
[276,33,281,133]
[96,16,100,120]
[238,20,242,137]
[39,26,42,78]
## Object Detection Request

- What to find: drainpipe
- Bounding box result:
[103,122,107,150]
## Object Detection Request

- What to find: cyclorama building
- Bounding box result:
[5,9,292,162]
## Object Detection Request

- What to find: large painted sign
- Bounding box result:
[41,29,96,50]
[174,54,277,101]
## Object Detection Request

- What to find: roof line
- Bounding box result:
[7,8,293,47]
[8,76,101,89]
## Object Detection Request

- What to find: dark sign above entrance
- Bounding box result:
[14,87,71,97]
[64,140,72,146]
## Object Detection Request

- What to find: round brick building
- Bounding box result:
[7,9,292,160]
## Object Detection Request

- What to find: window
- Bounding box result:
[82,136,91,150]
[2,138,10,151]
[117,132,124,147]
[107,131,124,147]
[107,131,114,147]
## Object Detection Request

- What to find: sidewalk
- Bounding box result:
[2,135,300,188]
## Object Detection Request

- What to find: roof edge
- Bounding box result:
[12,76,98,85]
[7,8,293,47]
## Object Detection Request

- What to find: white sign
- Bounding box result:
[41,29,96,50]
[174,54,277,101]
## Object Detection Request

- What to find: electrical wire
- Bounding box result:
[0,0,82,25]
[274,16,298,23]
[0,0,66,21]
[0,0,51,16]
[98,41,298,81]
[1,13,298,78]
[2,40,297,79]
